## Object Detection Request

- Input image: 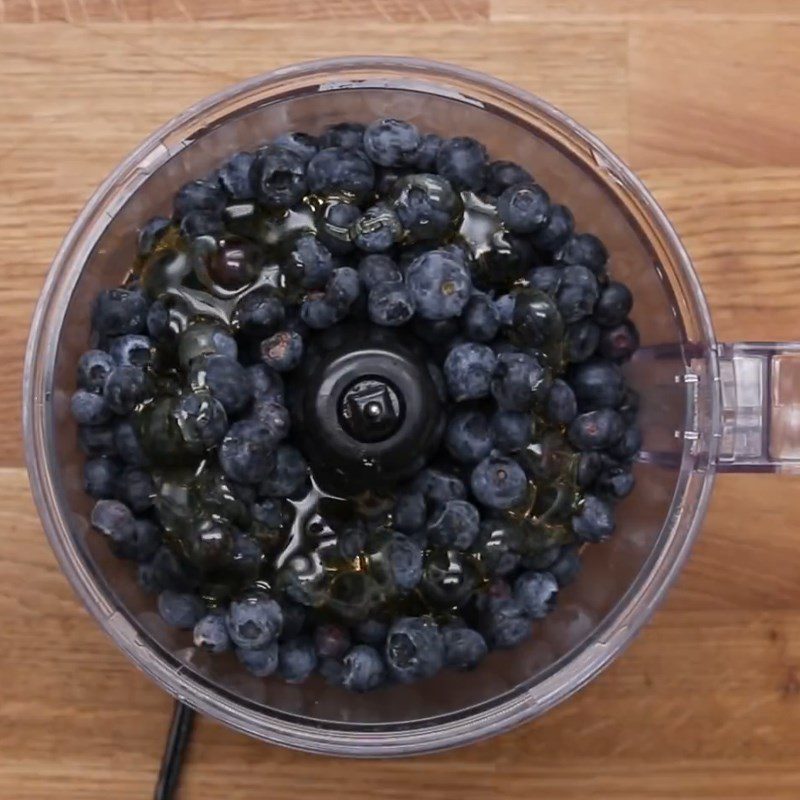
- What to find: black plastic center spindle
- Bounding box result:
[338,377,404,443]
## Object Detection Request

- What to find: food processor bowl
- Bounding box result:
[23,57,800,756]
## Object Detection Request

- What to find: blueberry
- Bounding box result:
[230,531,263,578]
[363,118,421,167]
[104,366,151,416]
[412,133,442,170]
[462,294,500,342]
[411,316,461,346]
[233,289,286,337]
[137,216,171,258]
[116,466,154,513]
[226,592,283,649]
[358,254,401,291]
[576,451,603,489]
[250,145,307,210]
[278,637,317,684]
[178,318,237,367]
[443,342,496,401]
[109,335,154,369]
[319,122,365,150]
[213,151,255,200]
[555,232,608,275]
[471,456,529,510]
[219,420,276,485]
[384,533,424,591]
[300,294,341,330]
[341,644,387,692]
[490,409,532,453]
[325,266,361,312]
[436,136,488,192]
[527,266,561,296]
[259,330,303,373]
[368,280,415,326]
[594,281,633,327]
[283,233,333,290]
[92,288,148,337]
[596,462,635,498]
[546,379,578,425]
[128,518,162,563]
[236,641,279,677]
[480,597,532,649]
[319,657,345,686]
[391,174,463,243]
[442,624,488,670]
[556,265,599,323]
[259,445,308,498]
[338,519,368,560]
[385,616,445,683]
[175,390,228,451]
[572,495,615,542]
[351,203,402,253]
[567,409,624,451]
[445,410,494,464]
[531,204,574,252]
[146,300,173,344]
[307,147,375,202]
[314,623,351,660]
[249,399,290,444]
[252,497,292,532]
[411,468,467,506]
[493,294,515,327]
[491,351,550,412]
[84,456,120,499]
[406,249,472,320]
[497,182,550,234]
[550,546,582,587]
[179,210,224,239]
[247,363,285,404]
[77,349,115,393]
[174,178,225,219]
[316,200,361,255]
[610,425,642,461]
[521,545,561,571]
[598,319,639,362]
[139,545,196,592]
[514,571,558,619]
[565,319,601,363]
[509,289,564,348]
[78,424,117,457]
[485,160,534,197]
[568,359,624,410]
[393,491,427,533]
[427,500,480,550]
[71,389,112,426]
[193,610,232,653]
[279,601,309,641]
[354,618,388,646]
[190,354,252,416]
[158,590,205,630]
[274,130,319,163]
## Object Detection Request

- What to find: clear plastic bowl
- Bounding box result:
[24,56,797,757]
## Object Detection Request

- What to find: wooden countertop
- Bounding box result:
[2,2,800,797]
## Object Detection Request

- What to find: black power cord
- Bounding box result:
[154,702,196,800]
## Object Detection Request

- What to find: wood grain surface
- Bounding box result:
[2,6,800,799]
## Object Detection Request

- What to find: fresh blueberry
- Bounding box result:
[514,571,558,619]
[572,495,615,542]
[363,118,421,167]
[485,160,533,197]
[109,335,154,369]
[233,289,286,337]
[158,590,205,630]
[146,300,173,344]
[319,657,345,686]
[610,425,642,461]
[193,610,232,653]
[376,167,411,195]
[527,266,561,296]
[462,293,500,342]
[316,200,361,255]
[567,409,625,451]
[219,420,276,485]
[92,288,148,337]
[179,210,224,239]
[385,616,445,683]
[354,618,388,646]
[427,500,480,550]
[128,518,162,563]
[491,351,550,412]
[284,234,334,290]
[137,216,171,257]
[174,178,225,219]
[576,451,603,489]
[393,491,427,533]
[411,468,467,506]
[445,410,494,464]
[116,466,154,513]
[598,319,640,362]
[508,289,564,349]
[259,444,308,498]
[325,266,361,312]
[391,173,463,243]
[568,359,624,410]
[411,316,461,348]
[319,122,366,150]
[77,349,116,393]
[236,641,279,677]
[249,399,290,445]
[493,294,515,327]
[84,456,120,499]
[337,519,368,560]
[556,265,599,323]
[443,342,497,401]
[470,455,529,510]
[480,596,531,649]
[550,545,582,587]
[490,409,532,453]
[247,363,285,404]
[252,497,292,533]
[555,232,608,275]
[595,281,633,327]
[546,379,578,425]
[250,145,307,210]
[226,591,283,649]
[351,203,402,252]
[278,637,318,684]
[497,182,550,234]
[368,280,415,326]
[175,390,228,450]
[260,330,303,372]
[71,389,112,426]
[314,623,351,660]
[521,545,561,571]
[139,545,196,592]
[596,462,635,499]
[190,354,252,416]
[230,531,263,578]
[178,319,237,369]
[405,249,472,320]
[104,366,151,416]
[384,533,424,591]
[436,136,488,192]
[216,151,256,200]
[412,133,442,170]
[442,624,488,670]
[306,147,375,202]
[341,644,387,692]
[565,319,601,363]
[274,131,319,163]
[531,204,574,253]
[279,601,309,641]
[358,254,401,291]
[300,294,340,330]
[78,424,117,457]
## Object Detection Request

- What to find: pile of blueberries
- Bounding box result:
[70,118,640,692]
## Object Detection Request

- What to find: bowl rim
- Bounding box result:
[23,55,719,756]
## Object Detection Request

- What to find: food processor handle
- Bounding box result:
[715,342,800,473]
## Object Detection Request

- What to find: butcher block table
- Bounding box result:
[2,2,800,798]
